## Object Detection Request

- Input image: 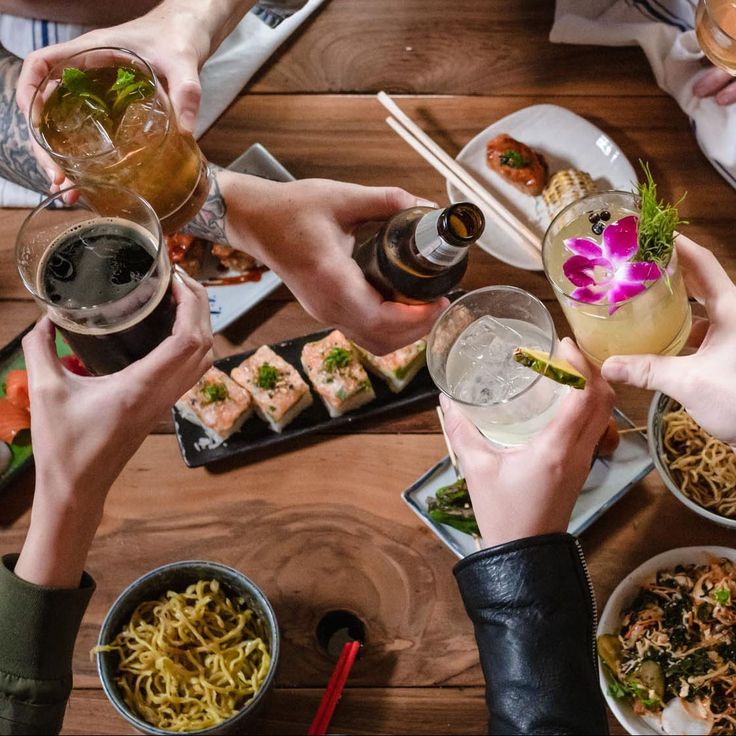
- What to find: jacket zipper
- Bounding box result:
[574,537,599,667]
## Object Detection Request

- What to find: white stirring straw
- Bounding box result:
[436,405,460,477]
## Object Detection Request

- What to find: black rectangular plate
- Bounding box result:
[172,329,437,468]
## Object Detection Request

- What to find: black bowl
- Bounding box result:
[96,560,279,735]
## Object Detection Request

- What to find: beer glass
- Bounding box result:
[16,183,175,375]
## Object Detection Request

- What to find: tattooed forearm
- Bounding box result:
[0,45,50,193]
[182,163,229,243]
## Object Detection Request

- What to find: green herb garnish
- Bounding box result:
[110,68,154,115]
[635,162,686,270]
[499,149,529,169]
[257,363,280,390]
[110,67,136,91]
[201,382,228,404]
[714,585,732,606]
[61,67,109,115]
[323,346,351,372]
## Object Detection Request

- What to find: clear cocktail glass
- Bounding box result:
[29,46,209,233]
[16,182,175,376]
[542,191,691,367]
[427,286,568,447]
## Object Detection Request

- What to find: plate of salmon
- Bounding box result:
[172,329,435,468]
[0,325,89,492]
[446,104,637,271]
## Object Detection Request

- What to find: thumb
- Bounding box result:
[438,394,496,469]
[162,62,201,134]
[601,353,683,394]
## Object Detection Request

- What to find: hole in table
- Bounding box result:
[316,610,366,659]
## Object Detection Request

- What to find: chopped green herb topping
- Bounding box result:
[635,162,686,269]
[714,585,731,606]
[499,149,529,169]
[257,363,280,390]
[201,382,228,404]
[323,346,351,372]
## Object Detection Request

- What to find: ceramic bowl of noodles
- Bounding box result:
[648,392,736,531]
[95,560,279,735]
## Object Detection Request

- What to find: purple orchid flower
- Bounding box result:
[562,215,661,309]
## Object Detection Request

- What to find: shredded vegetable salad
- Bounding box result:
[599,559,736,735]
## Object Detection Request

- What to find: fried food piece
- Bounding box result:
[166,233,206,278]
[486,134,548,196]
[211,244,257,273]
[543,169,597,218]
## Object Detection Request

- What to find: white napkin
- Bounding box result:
[0,0,326,206]
[551,0,736,188]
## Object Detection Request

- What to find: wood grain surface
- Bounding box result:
[0,1,734,734]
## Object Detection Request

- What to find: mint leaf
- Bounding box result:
[61,67,89,95]
[112,78,154,115]
[111,67,136,91]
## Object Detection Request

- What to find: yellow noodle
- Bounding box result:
[93,579,271,732]
[663,408,736,518]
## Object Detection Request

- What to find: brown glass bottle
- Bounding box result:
[354,202,485,304]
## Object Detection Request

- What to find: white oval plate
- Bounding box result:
[598,546,736,735]
[447,104,637,271]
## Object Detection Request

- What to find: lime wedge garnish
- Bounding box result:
[512,347,587,390]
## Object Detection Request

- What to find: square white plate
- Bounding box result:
[447,104,637,271]
[207,144,293,333]
[402,407,653,558]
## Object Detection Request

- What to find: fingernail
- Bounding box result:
[561,336,574,347]
[601,358,627,383]
[44,167,56,183]
[439,393,450,412]
[417,198,438,208]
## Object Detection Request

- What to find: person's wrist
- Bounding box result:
[15,488,103,588]
[217,170,277,262]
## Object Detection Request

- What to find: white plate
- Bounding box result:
[598,546,736,736]
[446,104,637,271]
[401,408,653,559]
[207,144,293,333]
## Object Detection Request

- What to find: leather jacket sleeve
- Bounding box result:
[454,533,608,735]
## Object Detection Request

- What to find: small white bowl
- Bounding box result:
[598,546,736,735]
[648,392,736,530]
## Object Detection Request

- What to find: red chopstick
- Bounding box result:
[308,640,361,736]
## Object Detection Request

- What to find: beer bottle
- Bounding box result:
[355,202,484,304]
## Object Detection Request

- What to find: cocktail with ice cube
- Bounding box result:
[542,190,691,366]
[30,47,208,232]
[427,286,568,447]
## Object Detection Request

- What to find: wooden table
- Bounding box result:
[1,1,736,733]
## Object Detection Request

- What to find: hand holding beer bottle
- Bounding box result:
[213,174,451,355]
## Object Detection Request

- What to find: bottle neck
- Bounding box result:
[414,209,469,267]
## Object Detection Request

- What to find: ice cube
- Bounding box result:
[49,98,114,156]
[115,101,167,152]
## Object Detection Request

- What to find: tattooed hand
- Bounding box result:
[186,168,447,354]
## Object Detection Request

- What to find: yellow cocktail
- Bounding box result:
[543,191,691,366]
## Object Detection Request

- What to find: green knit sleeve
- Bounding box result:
[0,554,94,735]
